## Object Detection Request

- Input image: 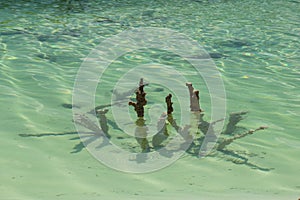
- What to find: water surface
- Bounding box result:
[0,0,299,199]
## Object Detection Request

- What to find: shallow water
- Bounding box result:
[1,0,299,199]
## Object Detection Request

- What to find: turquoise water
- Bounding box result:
[1,0,299,199]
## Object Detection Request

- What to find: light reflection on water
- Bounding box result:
[0,0,299,199]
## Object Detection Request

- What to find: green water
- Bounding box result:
[1,0,299,199]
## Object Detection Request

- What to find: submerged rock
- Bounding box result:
[209,52,227,59]
[61,103,80,109]
[153,87,164,92]
[220,39,253,48]
[94,17,115,23]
